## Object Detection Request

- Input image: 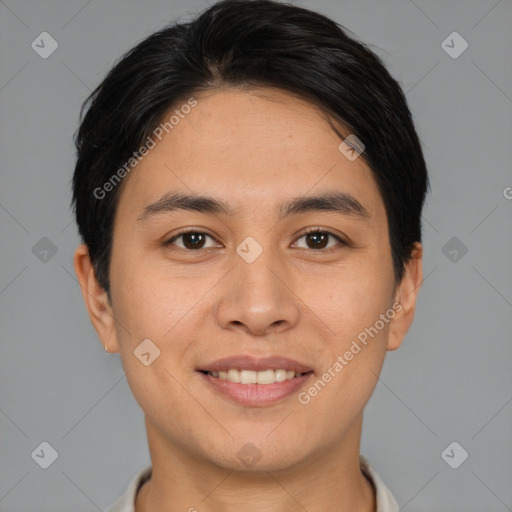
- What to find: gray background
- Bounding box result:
[1,0,511,510]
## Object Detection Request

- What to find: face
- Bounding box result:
[75,87,422,472]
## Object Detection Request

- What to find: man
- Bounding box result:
[72,1,428,510]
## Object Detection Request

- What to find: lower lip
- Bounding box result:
[198,372,313,406]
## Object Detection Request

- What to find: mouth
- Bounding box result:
[197,355,314,406]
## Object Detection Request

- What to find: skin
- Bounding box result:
[74,87,423,512]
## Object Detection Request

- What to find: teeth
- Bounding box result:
[207,369,304,384]
[227,369,240,382]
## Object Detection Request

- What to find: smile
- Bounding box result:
[204,369,307,384]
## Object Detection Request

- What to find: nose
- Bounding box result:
[215,244,301,338]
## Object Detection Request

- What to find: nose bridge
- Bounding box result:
[238,242,282,300]
[215,236,300,335]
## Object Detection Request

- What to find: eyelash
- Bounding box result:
[163,227,347,252]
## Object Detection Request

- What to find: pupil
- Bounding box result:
[307,232,327,249]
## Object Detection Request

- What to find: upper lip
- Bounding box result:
[199,355,314,374]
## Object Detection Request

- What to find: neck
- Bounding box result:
[136,415,375,512]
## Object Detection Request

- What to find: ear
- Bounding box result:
[387,242,423,351]
[73,243,120,353]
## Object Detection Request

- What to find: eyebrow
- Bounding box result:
[137,191,370,222]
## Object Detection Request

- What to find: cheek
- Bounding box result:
[109,255,225,381]
[110,252,190,336]
[297,317,391,429]
[300,260,394,400]
[108,264,205,426]
[315,264,394,340]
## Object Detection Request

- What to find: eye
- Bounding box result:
[164,230,220,250]
[164,228,346,252]
[292,229,346,250]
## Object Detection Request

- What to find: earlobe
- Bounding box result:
[386,242,423,351]
[73,244,120,353]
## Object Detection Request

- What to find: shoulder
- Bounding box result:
[359,454,400,512]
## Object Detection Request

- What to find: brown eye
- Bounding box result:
[165,231,218,250]
[293,230,345,250]
[305,232,328,249]
[181,232,206,249]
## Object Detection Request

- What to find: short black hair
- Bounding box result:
[72,0,429,297]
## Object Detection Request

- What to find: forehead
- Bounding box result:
[115,87,384,223]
